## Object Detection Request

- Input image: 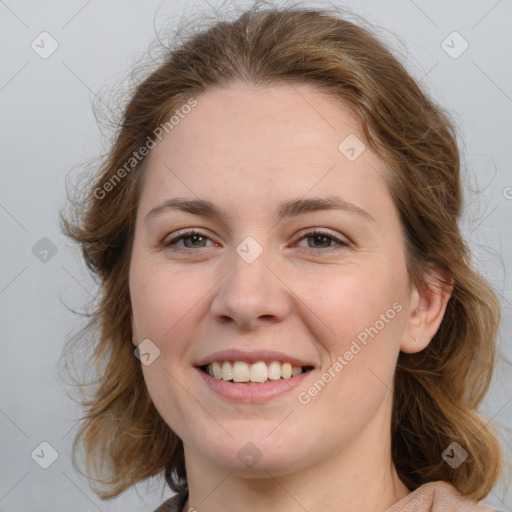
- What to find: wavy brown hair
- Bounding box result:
[60,1,505,500]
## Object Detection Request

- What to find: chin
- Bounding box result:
[185,426,312,477]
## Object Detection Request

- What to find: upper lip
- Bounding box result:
[195,349,315,368]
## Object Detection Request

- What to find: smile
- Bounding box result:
[201,360,314,384]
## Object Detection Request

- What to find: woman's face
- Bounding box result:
[129,82,417,478]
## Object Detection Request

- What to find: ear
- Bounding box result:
[400,264,454,354]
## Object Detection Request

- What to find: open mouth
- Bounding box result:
[200,360,314,384]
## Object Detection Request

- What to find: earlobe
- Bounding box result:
[401,265,454,354]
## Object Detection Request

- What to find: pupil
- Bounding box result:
[185,234,205,248]
[311,235,329,248]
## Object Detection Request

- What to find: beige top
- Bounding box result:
[153,481,501,511]
[386,482,500,511]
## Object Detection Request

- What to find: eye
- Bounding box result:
[163,230,216,250]
[295,229,349,251]
[162,228,349,253]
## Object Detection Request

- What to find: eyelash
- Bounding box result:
[163,229,349,253]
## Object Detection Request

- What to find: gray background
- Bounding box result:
[1,0,511,510]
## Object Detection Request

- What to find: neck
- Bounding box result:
[183,410,411,512]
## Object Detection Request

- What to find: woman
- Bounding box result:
[61,3,505,511]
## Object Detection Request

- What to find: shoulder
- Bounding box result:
[153,490,189,512]
[386,481,501,512]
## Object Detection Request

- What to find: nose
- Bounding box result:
[210,246,291,330]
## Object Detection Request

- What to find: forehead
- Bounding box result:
[156,82,364,165]
[138,82,392,217]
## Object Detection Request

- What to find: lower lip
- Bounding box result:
[196,367,313,403]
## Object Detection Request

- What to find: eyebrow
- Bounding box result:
[144,196,376,224]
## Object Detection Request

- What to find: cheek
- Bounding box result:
[295,268,405,422]
[293,263,406,352]
[130,258,208,343]
[130,259,204,436]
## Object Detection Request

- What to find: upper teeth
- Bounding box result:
[206,361,303,383]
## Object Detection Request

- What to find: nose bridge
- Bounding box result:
[210,235,289,328]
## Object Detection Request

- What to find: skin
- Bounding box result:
[129,82,451,512]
